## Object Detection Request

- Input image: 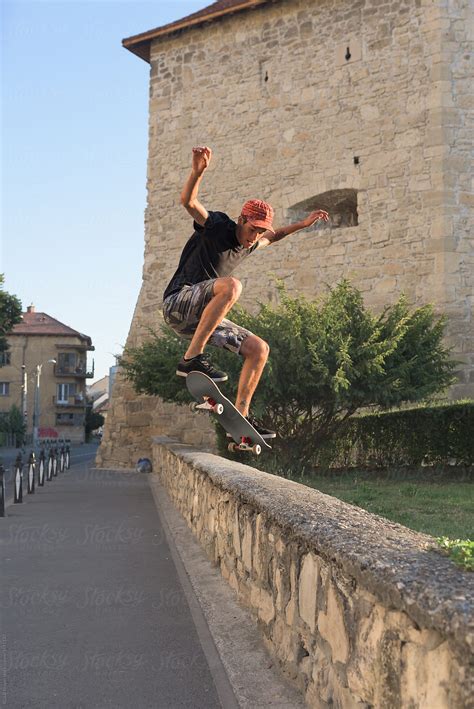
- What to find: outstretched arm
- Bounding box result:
[180,146,212,226]
[258,209,329,247]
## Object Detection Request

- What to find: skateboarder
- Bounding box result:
[162,146,329,438]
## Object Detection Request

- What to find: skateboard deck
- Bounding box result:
[186,371,271,455]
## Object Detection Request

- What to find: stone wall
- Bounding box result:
[97,0,473,468]
[441,0,473,391]
[152,436,472,708]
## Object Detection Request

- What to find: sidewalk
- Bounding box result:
[1,460,227,708]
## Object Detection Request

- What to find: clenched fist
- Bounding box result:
[192,146,212,175]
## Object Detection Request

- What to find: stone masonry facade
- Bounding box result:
[97,0,473,468]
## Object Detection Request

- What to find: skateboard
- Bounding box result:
[186,371,272,456]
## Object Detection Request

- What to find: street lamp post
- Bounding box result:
[21,364,27,426]
[32,359,56,449]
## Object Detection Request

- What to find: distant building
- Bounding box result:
[88,375,110,432]
[87,362,119,433]
[0,305,94,444]
[88,375,109,404]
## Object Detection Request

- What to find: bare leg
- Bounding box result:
[185,277,242,359]
[235,336,270,417]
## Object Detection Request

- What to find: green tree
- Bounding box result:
[0,274,23,357]
[85,405,105,441]
[0,405,26,447]
[121,281,456,468]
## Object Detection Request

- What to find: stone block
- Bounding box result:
[371,226,390,244]
[298,553,319,632]
[232,507,241,557]
[206,507,216,536]
[259,587,275,625]
[127,412,152,427]
[253,513,264,578]
[383,262,403,276]
[374,277,397,294]
[285,595,297,627]
[347,602,385,702]
[326,243,346,257]
[400,639,452,708]
[242,519,252,572]
[275,566,283,611]
[318,583,349,664]
[275,536,285,556]
[272,616,294,663]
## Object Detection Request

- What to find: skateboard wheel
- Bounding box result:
[252,444,262,455]
[228,443,238,453]
[189,402,198,412]
[215,403,224,415]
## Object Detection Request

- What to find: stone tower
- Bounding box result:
[96,0,473,469]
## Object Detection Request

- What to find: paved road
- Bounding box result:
[0,443,100,505]
[0,450,227,708]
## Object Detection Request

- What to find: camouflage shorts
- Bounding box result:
[162,280,253,355]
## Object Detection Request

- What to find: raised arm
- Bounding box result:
[180,146,212,226]
[258,209,329,247]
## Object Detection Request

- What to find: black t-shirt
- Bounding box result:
[163,211,258,300]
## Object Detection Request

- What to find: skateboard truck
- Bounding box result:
[228,436,262,456]
[187,372,270,456]
[190,397,224,415]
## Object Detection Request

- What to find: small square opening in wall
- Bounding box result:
[336,38,362,67]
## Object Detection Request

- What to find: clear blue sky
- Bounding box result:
[2,0,205,382]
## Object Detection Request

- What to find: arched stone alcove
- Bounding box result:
[288,189,358,229]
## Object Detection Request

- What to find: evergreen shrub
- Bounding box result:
[121,281,457,471]
[315,401,474,469]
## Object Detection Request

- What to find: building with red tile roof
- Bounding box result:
[12,306,93,345]
[1,305,94,444]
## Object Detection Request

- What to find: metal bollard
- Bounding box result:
[14,453,23,503]
[27,452,36,494]
[47,448,54,481]
[60,446,65,473]
[38,449,46,486]
[0,464,5,517]
[66,445,71,470]
[53,447,58,477]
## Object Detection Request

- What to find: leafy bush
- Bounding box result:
[121,280,456,470]
[436,537,474,571]
[119,327,193,406]
[0,274,22,356]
